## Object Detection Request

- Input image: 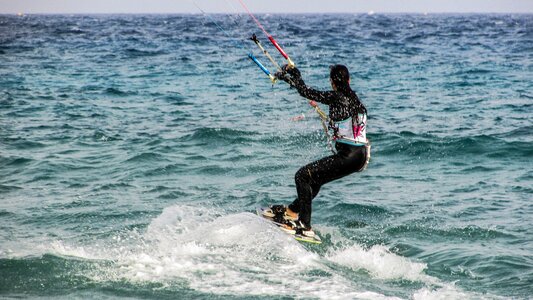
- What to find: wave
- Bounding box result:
[372,131,533,160]
[385,223,516,241]
[93,182,134,192]
[104,87,138,96]
[1,138,47,150]
[0,156,33,167]
[326,243,428,281]
[0,184,23,193]
[325,203,393,227]
[180,127,255,145]
[124,152,169,164]
[154,94,190,105]
[123,48,167,58]
[0,203,510,299]
[53,27,86,35]
[0,204,494,299]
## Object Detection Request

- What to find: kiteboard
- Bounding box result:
[256,207,322,244]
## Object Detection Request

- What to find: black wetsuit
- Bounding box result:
[286,74,369,229]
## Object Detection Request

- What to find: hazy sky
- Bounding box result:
[1,0,532,14]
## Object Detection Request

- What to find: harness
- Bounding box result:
[331,113,369,147]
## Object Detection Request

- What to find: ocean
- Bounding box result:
[0,13,532,299]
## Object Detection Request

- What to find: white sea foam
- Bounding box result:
[413,284,504,300]
[48,204,496,299]
[327,244,429,281]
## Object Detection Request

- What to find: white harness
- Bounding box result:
[332,113,368,146]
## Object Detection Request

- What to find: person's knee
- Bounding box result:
[295,167,312,184]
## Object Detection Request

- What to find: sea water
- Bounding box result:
[0,13,532,299]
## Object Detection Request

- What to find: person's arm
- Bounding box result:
[278,66,337,105]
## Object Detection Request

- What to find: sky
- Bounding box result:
[1,0,532,14]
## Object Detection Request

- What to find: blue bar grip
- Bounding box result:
[248,53,271,76]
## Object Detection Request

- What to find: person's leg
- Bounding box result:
[289,147,365,228]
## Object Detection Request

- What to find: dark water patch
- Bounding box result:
[0,209,16,217]
[385,223,515,241]
[145,185,171,193]
[142,138,164,148]
[422,250,486,280]
[211,83,244,90]
[68,182,89,189]
[22,124,58,133]
[193,164,236,176]
[486,140,533,159]
[374,132,532,160]
[422,248,533,298]
[0,184,23,194]
[449,181,496,193]
[91,130,121,142]
[519,92,533,99]
[508,185,533,194]
[93,182,133,192]
[180,127,255,146]
[3,106,44,118]
[243,162,288,174]
[104,87,137,96]
[324,202,392,227]
[168,114,193,124]
[23,208,149,229]
[0,44,35,53]
[466,254,533,297]
[57,149,80,156]
[38,160,97,174]
[211,147,255,161]
[124,152,169,164]
[123,48,166,58]
[142,163,190,177]
[80,84,101,92]
[59,198,98,209]
[258,130,323,148]
[53,27,86,35]
[118,28,143,35]
[2,137,47,150]
[499,125,533,137]
[185,154,209,161]
[0,254,108,296]
[0,156,33,167]
[60,123,80,130]
[390,242,425,258]
[516,171,533,182]
[452,205,492,218]
[460,165,499,173]
[343,220,369,229]
[452,68,493,76]
[157,190,190,200]
[26,173,57,184]
[155,94,190,105]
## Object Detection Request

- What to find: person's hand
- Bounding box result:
[274,64,301,84]
[285,65,301,79]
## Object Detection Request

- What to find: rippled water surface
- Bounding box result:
[1,13,532,299]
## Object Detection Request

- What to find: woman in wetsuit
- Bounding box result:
[266,64,370,238]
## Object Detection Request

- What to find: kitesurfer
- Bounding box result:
[265,64,370,238]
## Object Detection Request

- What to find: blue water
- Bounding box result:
[1,13,532,299]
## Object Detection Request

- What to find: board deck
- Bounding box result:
[256,207,322,244]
